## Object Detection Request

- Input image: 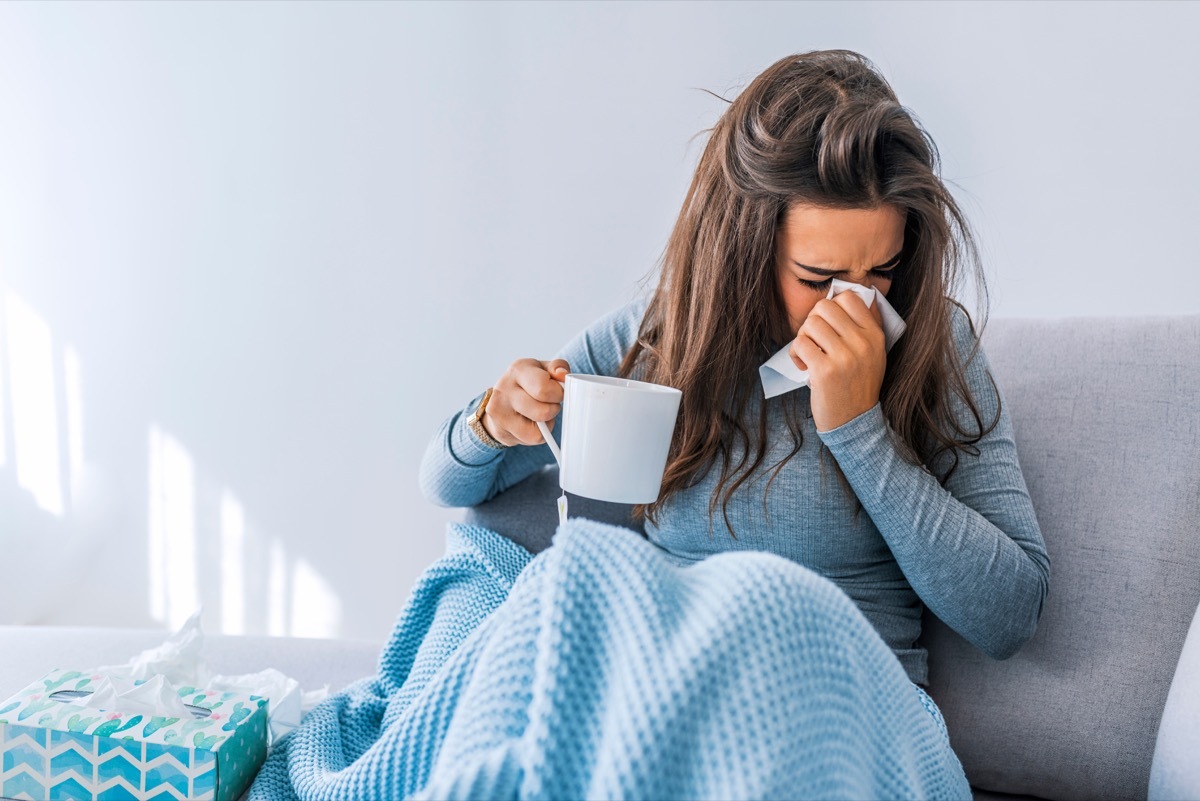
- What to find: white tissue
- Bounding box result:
[65,673,194,719]
[759,278,907,399]
[81,609,330,745]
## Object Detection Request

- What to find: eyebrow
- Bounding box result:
[792,251,903,276]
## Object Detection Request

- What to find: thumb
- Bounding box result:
[544,359,571,380]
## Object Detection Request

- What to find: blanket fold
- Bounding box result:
[248,519,969,801]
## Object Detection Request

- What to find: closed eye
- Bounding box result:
[794,265,896,291]
[794,275,833,291]
[792,252,901,276]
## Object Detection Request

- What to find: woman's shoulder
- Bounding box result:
[943,298,989,370]
[555,291,652,377]
[945,298,979,346]
[939,296,1003,422]
[593,292,652,336]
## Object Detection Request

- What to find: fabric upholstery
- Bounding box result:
[970,791,1046,801]
[921,315,1200,801]
[463,468,644,550]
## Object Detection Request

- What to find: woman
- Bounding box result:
[418,48,1049,788]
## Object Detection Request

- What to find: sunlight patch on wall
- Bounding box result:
[64,346,85,502]
[268,537,288,637]
[220,489,246,636]
[147,424,199,631]
[289,558,342,638]
[0,290,7,469]
[4,292,63,515]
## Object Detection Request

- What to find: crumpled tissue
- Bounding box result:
[759,278,907,399]
[64,609,329,746]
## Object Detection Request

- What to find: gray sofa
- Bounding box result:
[2,315,1197,801]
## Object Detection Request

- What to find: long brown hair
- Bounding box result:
[619,50,998,536]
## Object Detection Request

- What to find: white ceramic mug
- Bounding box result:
[535,374,682,504]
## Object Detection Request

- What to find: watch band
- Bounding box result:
[468,387,509,450]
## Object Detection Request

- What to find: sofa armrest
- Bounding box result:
[1149,599,1200,800]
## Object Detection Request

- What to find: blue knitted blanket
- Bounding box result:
[247,519,970,800]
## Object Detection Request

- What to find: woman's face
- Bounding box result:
[774,202,906,334]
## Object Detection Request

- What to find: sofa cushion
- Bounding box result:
[463,467,645,550]
[921,315,1200,801]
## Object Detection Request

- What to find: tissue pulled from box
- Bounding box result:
[87,609,328,744]
[63,672,195,718]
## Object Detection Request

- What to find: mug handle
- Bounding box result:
[536,420,562,467]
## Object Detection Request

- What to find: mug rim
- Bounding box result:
[566,373,681,396]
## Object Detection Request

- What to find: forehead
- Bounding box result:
[777,203,905,267]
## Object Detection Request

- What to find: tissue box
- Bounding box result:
[0,668,269,801]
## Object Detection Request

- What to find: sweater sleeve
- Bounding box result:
[418,295,650,508]
[815,304,1050,660]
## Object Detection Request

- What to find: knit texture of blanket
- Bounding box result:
[246,518,970,801]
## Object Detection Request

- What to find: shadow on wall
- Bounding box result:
[0,283,342,637]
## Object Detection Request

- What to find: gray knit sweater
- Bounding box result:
[419,295,1050,685]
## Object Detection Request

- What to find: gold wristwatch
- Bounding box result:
[467,387,508,450]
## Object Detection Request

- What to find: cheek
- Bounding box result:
[780,280,826,329]
[873,275,894,297]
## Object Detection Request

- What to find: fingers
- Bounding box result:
[486,358,571,447]
[792,292,885,378]
[543,359,570,380]
[506,414,553,447]
[509,391,561,426]
[828,290,884,331]
[807,297,856,339]
[805,294,884,353]
[515,360,567,405]
[798,313,840,355]
[789,332,822,374]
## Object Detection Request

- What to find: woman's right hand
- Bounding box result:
[481,358,570,447]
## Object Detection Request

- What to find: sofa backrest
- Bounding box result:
[921,314,1200,801]
[463,314,1200,801]
[463,467,643,552]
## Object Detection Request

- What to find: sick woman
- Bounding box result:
[418,49,1050,798]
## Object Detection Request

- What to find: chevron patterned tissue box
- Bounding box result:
[0,667,269,801]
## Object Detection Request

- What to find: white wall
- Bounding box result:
[1,1,1196,643]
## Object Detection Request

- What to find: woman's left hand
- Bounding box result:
[789,291,887,432]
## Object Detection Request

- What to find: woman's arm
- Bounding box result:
[816,306,1050,660]
[418,295,649,508]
